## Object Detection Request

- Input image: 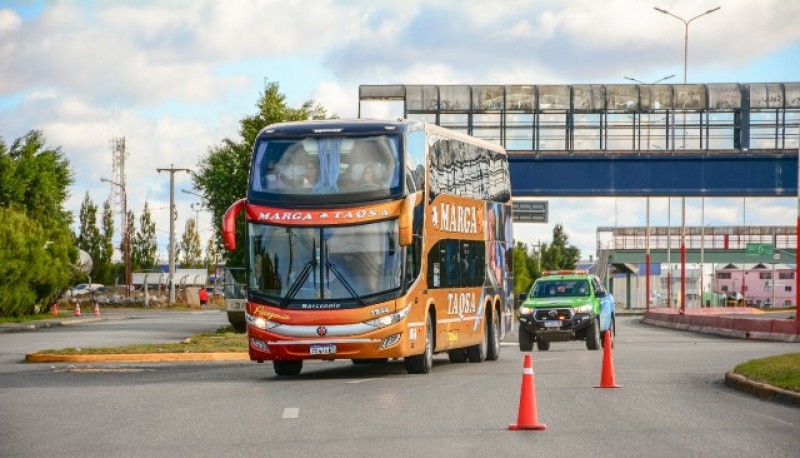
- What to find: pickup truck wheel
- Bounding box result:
[518,325,533,352]
[586,317,601,350]
[536,340,550,351]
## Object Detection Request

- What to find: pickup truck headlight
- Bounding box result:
[574,305,593,314]
[518,306,534,315]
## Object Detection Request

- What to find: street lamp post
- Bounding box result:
[157,165,191,306]
[100,177,131,297]
[623,74,674,311]
[654,5,721,313]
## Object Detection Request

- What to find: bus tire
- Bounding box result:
[273,360,303,376]
[448,349,468,363]
[486,307,501,361]
[586,317,601,350]
[227,311,246,333]
[405,313,433,374]
[518,325,533,352]
[466,317,488,363]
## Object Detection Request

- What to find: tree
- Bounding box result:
[192,80,332,268]
[512,242,533,296]
[204,237,220,272]
[132,202,158,271]
[94,200,115,284]
[178,218,202,268]
[0,130,75,316]
[540,224,581,271]
[76,193,103,282]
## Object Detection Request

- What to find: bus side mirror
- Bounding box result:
[398,193,417,247]
[222,198,247,251]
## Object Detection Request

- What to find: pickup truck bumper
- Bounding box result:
[518,308,596,342]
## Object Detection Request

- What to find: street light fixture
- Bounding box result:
[100,177,131,297]
[653,6,721,84]
[654,5,720,313]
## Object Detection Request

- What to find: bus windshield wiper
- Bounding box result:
[280,260,315,307]
[326,261,364,306]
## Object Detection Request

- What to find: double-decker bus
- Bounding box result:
[222,119,514,375]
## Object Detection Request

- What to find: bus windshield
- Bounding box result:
[248,220,403,307]
[250,135,402,199]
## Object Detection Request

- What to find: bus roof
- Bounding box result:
[258,119,422,137]
[257,119,507,156]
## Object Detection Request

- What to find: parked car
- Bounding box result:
[67,283,105,298]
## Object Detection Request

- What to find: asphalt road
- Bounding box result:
[0,314,798,457]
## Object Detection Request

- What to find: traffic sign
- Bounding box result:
[745,243,773,256]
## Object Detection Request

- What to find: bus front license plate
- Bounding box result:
[310,344,336,355]
[544,320,561,328]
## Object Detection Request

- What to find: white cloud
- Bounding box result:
[1,0,798,261]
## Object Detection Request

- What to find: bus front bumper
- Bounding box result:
[247,323,418,362]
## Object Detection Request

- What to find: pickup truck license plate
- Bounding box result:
[544,320,561,328]
[310,344,336,355]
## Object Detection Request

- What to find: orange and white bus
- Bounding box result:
[222,119,514,375]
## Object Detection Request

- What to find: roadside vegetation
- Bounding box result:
[32,326,246,355]
[734,352,800,392]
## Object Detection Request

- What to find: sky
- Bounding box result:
[1,0,799,263]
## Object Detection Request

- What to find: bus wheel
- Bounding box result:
[448,349,467,363]
[486,308,501,361]
[404,314,433,374]
[466,318,488,363]
[518,325,533,352]
[273,360,303,376]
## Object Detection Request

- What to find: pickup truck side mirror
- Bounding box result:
[518,292,528,302]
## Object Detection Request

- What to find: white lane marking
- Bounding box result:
[282,407,300,419]
[346,378,378,384]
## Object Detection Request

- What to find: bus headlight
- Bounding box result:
[246,312,279,330]
[365,305,410,329]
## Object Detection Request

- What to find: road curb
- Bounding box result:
[25,352,250,363]
[724,371,800,408]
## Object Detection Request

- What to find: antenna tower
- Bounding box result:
[110,137,128,228]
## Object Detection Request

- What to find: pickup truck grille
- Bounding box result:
[533,308,574,321]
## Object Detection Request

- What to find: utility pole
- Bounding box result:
[157,164,191,305]
[654,5,721,313]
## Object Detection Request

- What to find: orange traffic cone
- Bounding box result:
[595,331,621,389]
[94,302,101,317]
[52,303,59,315]
[509,354,546,431]
[74,302,82,317]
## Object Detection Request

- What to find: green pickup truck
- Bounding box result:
[517,270,615,351]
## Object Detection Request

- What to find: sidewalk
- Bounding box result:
[641,306,800,407]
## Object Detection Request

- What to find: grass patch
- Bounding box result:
[0,313,65,324]
[734,353,800,392]
[34,326,247,355]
